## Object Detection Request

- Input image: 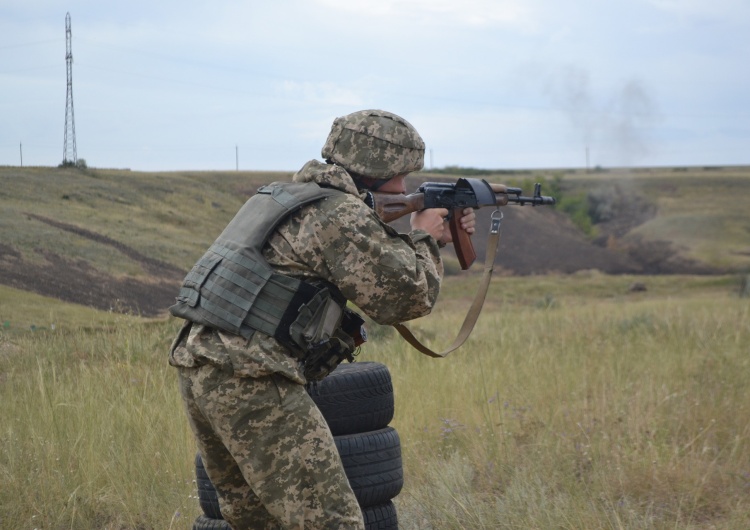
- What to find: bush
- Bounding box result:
[58,158,87,169]
[558,193,594,236]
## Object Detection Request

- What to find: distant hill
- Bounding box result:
[1,165,747,316]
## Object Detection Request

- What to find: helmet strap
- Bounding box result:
[366,178,390,192]
[350,173,395,192]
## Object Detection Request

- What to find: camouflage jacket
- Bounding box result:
[169,160,443,383]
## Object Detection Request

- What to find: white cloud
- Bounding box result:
[647,0,750,22]
[314,0,538,30]
[281,81,367,107]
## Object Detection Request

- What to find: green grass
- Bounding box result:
[0,284,145,335]
[0,167,291,273]
[2,275,749,529]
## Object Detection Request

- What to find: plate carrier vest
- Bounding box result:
[169,182,364,380]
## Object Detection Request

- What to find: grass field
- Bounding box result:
[1,273,748,529]
[2,165,750,275]
[558,167,750,269]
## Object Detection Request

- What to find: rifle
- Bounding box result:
[372,178,556,269]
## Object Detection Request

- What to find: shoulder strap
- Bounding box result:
[393,212,503,358]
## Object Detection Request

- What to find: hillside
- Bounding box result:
[1,165,748,317]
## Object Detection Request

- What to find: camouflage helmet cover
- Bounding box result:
[322,109,425,180]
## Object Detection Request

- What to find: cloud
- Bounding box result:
[280,81,367,107]
[647,0,750,22]
[313,0,538,30]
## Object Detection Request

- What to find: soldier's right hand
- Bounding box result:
[410,208,449,241]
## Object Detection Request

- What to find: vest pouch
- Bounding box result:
[174,252,223,308]
[287,290,359,381]
[288,289,344,353]
[301,332,356,381]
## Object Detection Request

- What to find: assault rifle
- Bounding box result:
[372,178,556,270]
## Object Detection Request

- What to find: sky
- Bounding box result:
[1,0,749,172]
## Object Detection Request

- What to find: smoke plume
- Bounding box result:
[545,66,657,167]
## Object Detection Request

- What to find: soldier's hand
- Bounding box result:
[411,208,449,241]
[438,208,476,245]
[457,207,476,235]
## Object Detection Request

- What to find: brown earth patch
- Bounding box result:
[1,215,185,317]
[0,247,182,317]
[483,207,721,275]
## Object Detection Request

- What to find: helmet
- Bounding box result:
[321,109,425,180]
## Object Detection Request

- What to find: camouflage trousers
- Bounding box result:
[177,364,364,529]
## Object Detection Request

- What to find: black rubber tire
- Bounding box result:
[363,501,399,530]
[195,453,222,520]
[307,362,394,436]
[191,503,396,529]
[195,427,403,516]
[192,514,230,530]
[335,427,403,508]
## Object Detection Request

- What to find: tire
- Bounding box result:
[363,501,398,530]
[307,362,394,436]
[192,514,230,530]
[195,453,222,520]
[335,427,403,508]
[191,504,396,530]
[195,427,403,516]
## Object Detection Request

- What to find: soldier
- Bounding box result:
[168,109,476,529]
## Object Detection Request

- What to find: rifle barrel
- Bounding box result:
[506,194,556,206]
[505,182,556,206]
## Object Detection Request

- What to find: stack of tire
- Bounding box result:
[192,361,402,530]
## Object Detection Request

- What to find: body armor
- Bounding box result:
[169,181,364,380]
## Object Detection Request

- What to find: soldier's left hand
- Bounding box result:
[439,208,476,245]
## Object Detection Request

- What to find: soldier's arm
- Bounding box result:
[298,195,444,325]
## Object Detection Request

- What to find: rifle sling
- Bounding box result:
[393,213,503,358]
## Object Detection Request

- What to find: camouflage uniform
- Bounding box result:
[170,158,443,529]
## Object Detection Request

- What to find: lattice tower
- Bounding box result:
[63,12,77,164]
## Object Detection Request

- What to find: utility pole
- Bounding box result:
[63,12,77,165]
[20,142,23,167]
[585,146,590,173]
[235,145,239,171]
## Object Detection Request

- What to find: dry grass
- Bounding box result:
[362,275,750,529]
[2,163,749,527]
[2,275,748,529]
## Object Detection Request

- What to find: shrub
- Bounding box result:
[58,158,88,169]
[558,193,594,236]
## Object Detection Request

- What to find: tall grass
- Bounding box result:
[1,275,748,528]
[0,317,198,529]
[363,279,750,529]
